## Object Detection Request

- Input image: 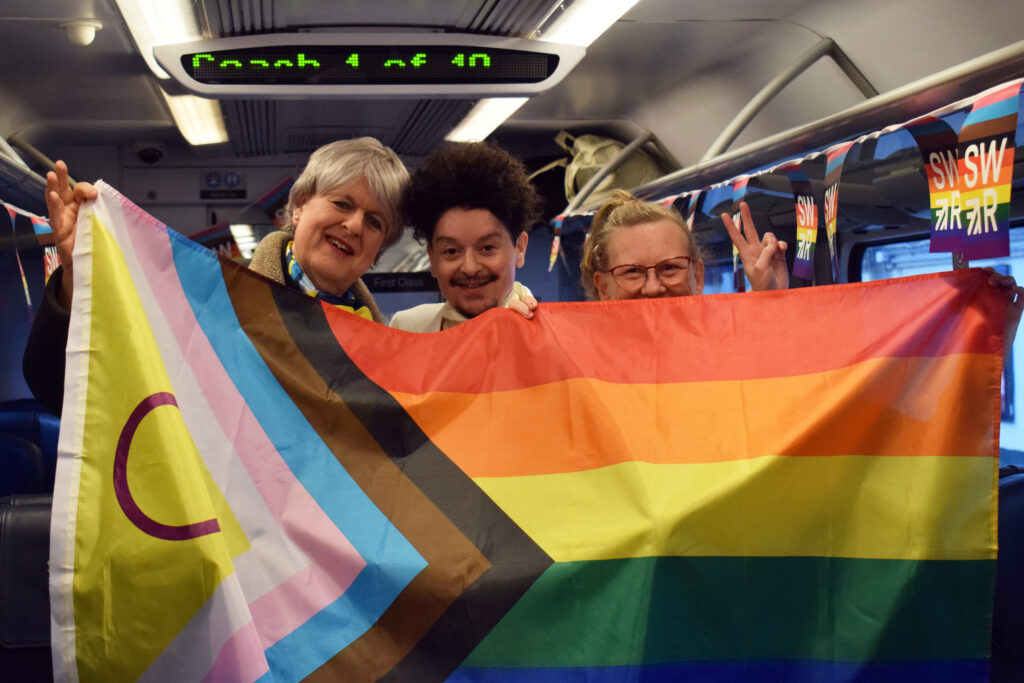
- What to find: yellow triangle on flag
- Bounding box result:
[72,216,248,681]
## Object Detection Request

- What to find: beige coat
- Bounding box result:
[248,230,383,323]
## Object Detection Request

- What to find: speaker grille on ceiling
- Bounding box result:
[204,0,554,37]
[282,128,395,154]
[390,100,476,157]
[463,0,555,35]
[224,97,474,158]
[224,100,277,157]
[204,0,278,36]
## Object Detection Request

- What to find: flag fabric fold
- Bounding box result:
[51,183,1002,682]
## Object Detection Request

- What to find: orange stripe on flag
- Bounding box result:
[389,353,996,478]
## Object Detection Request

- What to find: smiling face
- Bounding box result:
[594,219,705,300]
[290,178,386,296]
[428,208,528,318]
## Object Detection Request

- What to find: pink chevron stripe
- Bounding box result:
[201,621,269,683]
[971,80,1022,109]
[111,199,366,662]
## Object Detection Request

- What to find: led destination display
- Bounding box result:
[182,45,558,85]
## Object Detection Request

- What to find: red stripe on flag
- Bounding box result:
[326,270,1003,395]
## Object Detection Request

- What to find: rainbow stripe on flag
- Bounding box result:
[52,183,1003,681]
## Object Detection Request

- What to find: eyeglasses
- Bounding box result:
[605,256,693,291]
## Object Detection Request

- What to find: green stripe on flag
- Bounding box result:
[464,556,993,667]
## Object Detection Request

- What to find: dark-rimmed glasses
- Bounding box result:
[605,256,693,292]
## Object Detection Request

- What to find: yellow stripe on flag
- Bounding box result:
[473,455,995,562]
[74,217,248,681]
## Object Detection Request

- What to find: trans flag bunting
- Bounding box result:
[547,214,564,273]
[255,176,294,230]
[731,176,750,291]
[52,182,1003,681]
[823,142,854,281]
[684,190,701,230]
[4,202,55,308]
[192,222,241,261]
[780,162,818,281]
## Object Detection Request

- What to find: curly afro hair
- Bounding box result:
[403,142,542,244]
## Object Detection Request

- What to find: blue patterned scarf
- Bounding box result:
[285,241,372,320]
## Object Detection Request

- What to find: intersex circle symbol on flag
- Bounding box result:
[113,392,221,541]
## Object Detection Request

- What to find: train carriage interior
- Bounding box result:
[2,0,1024,679]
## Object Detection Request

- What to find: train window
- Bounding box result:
[702,263,737,295]
[861,228,1024,465]
[860,230,1024,282]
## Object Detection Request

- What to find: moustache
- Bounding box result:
[452,275,497,287]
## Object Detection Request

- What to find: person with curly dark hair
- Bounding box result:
[390,142,542,332]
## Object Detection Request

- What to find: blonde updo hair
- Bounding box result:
[282,137,409,251]
[580,190,704,299]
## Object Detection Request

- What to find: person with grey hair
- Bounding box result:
[247,137,408,321]
[23,137,409,415]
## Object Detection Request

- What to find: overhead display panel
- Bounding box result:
[154,33,585,98]
[185,46,556,85]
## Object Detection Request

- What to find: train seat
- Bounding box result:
[993,465,1024,681]
[0,433,47,497]
[0,408,59,494]
[0,494,53,681]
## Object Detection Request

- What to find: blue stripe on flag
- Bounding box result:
[907,118,952,138]
[965,95,1017,124]
[168,233,425,679]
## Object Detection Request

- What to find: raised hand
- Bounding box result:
[985,267,1024,360]
[45,160,97,306]
[722,201,789,292]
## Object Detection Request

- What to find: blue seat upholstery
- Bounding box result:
[993,466,1024,681]
[0,433,46,497]
[0,409,59,494]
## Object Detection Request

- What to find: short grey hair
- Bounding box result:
[283,137,409,250]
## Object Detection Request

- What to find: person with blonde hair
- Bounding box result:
[580,191,1024,364]
[580,190,787,300]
